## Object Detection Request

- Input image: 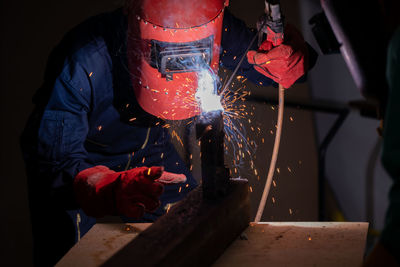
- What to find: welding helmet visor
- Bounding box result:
[127,0,229,120]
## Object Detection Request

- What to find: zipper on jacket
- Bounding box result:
[124,127,151,171]
[124,153,132,171]
[141,127,151,150]
[76,212,81,242]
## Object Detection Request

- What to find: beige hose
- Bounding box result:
[254,84,285,222]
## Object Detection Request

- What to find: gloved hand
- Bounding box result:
[74,165,187,218]
[247,24,308,89]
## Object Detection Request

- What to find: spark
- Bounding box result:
[89,72,93,77]
[160,153,164,159]
[147,168,151,176]
[97,125,102,131]
[124,225,133,232]
[289,208,293,215]
[178,186,182,193]
[171,130,184,147]
[219,86,257,168]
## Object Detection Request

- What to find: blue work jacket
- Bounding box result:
[21,7,315,266]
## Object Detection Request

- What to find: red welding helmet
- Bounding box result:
[127,0,229,120]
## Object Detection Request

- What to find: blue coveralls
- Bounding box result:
[21,7,316,266]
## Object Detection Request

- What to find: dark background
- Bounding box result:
[0,0,391,266]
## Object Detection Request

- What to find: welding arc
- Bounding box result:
[254,84,285,222]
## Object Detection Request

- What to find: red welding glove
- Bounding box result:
[247,24,308,89]
[74,166,186,218]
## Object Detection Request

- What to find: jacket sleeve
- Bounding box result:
[37,58,94,190]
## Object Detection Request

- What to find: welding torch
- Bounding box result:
[221,0,286,222]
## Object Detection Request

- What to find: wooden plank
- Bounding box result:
[56,223,151,267]
[213,222,369,267]
[103,179,250,267]
[58,221,368,267]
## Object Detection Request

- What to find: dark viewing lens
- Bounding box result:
[149,36,214,75]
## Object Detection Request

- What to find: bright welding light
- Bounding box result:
[195,69,223,113]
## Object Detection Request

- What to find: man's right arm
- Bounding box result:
[34,54,181,218]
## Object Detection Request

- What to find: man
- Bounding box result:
[21,0,315,265]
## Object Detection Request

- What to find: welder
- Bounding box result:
[20,0,316,265]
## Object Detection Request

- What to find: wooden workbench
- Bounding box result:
[57,222,368,266]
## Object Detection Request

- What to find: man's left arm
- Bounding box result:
[220,8,317,88]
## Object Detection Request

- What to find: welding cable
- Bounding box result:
[254,84,285,222]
